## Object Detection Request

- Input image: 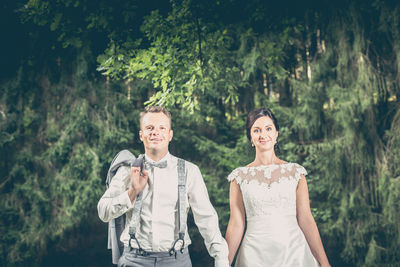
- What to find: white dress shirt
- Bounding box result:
[98,152,229,267]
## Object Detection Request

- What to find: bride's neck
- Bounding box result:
[254,150,278,165]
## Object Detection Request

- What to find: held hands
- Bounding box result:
[128,167,149,201]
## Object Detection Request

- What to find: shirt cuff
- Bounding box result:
[215,258,230,267]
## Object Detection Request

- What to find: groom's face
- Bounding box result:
[139,112,173,153]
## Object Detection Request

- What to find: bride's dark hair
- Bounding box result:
[246,108,279,142]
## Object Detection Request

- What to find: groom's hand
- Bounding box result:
[128,167,149,202]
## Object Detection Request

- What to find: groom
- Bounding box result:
[98,106,229,267]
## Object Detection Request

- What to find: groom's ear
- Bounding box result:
[139,130,143,141]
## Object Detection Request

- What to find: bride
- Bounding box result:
[225,108,330,267]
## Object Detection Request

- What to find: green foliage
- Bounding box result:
[97,1,295,111]
[1,0,400,266]
[0,46,147,265]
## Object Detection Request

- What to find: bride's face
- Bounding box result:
[250,116,278,151]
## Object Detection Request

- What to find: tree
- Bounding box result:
[1,0,399,266]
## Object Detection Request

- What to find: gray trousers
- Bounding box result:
[118,247,192,267]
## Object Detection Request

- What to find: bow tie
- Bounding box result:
[145,160,167,170]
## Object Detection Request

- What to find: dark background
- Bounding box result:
[1,0,399,266]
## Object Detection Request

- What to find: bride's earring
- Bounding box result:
[251,142,255,147]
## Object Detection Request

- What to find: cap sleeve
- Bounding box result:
[227,168,242,184]
[294,163,308,181]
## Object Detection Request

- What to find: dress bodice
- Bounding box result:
[228,163,319,267]
[227,163,307,218]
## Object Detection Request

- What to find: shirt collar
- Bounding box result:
[144,152,170,164]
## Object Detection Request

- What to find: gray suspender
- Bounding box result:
[170,158,187,254]
[128,189,144,252]
[128,155,145,252]
[128,157,187,255]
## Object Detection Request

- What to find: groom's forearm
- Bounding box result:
[191,206,230,266]
[187,166,230,266]
[97,167,133,222]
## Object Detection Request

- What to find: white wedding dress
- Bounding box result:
[228,163,319,267]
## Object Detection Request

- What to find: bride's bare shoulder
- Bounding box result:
[245,162,256,167]
[276,159,289,165]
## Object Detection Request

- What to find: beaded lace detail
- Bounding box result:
[227,163,307,217]
[227,163,307,187]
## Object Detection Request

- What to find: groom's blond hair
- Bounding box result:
[139,106,172,128]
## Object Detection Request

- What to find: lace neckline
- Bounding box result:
[243,162,293,169]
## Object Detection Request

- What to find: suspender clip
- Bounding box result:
[169,234,185,255]
[169,249,175,256]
